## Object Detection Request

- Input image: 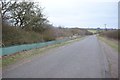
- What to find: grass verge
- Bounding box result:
[98,36,119,52]
[88,30,97,34]
[2,36,85,67]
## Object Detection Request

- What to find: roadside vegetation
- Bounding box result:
[99,29,119,52]
[98,37,119,52]
[1,0,92,47]
[99,30,119,40]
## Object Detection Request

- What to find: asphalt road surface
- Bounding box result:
[3,35,114,78]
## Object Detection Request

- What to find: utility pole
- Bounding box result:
[104,24,107,31]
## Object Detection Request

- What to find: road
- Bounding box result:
[3,35,115,78]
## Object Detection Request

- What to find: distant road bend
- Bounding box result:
[3,35,118,78]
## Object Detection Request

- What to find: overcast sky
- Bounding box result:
[34,0,119,29]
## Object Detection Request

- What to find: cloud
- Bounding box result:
[34,0,118,28]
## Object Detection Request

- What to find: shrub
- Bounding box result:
[2,24,43,47]
[99,30,119,40]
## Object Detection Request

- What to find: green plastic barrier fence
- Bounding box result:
[0,39,68,56]
[0,48,1,56]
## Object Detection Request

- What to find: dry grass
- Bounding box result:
[98,36,119,53]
